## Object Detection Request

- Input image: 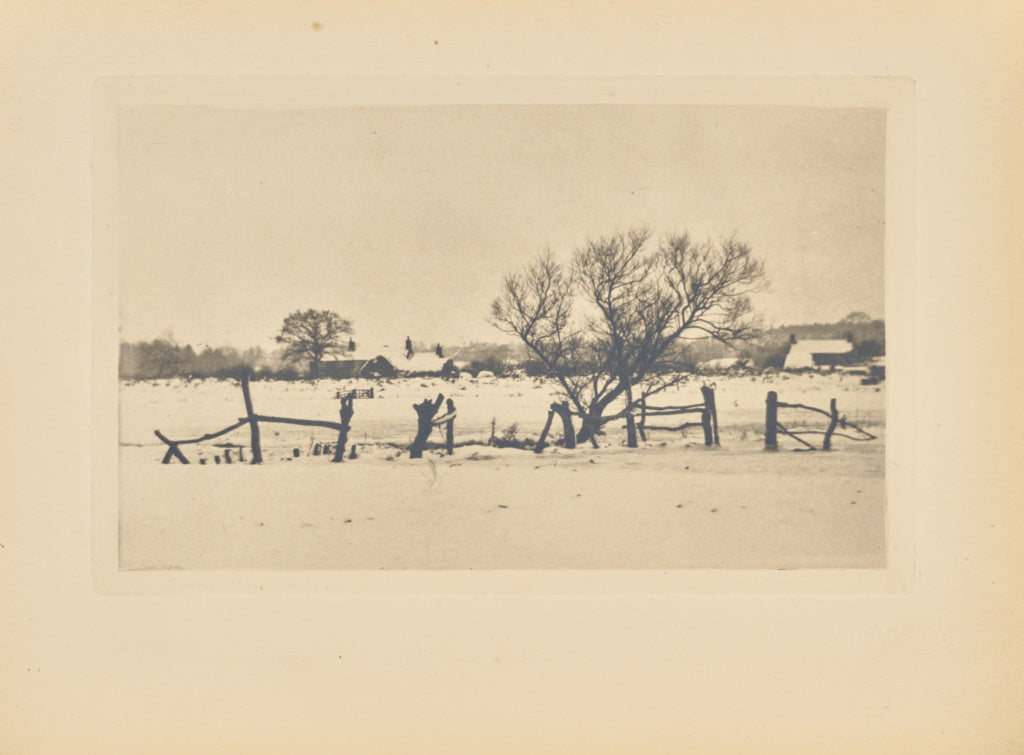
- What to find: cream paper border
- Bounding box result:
[5,2,1022,752]
[93,76,914,595]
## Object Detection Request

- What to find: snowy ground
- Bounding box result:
[118,372,886,570]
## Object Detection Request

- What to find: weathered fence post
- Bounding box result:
[332,396,355,462]
[700,407,713,446]
[241,372,263,464]
[551,402,576,450]
[410,393,444,459]
[637,396,647,443]
[155,430,189,464]
[765,390,778,450]
[624,381,639,448]
[823,397,839,451]
[701,385,720,446]
[534,409,556,453]
[445,398,455,455]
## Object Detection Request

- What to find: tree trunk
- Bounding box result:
[575,416,601,448]
[551,402,576,449]
[410,393,445,459]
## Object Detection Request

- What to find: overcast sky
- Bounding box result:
[117,104,885,352]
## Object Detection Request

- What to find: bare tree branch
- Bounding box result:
[491,229,766,446]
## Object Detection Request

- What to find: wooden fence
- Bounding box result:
[764,390,877,451]
[533,385,719,453]
[636,384,719,446]
[337,387,375,400]
[155,373,361,464]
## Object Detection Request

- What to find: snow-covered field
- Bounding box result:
[118,372,886,570]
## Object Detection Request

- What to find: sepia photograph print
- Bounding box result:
[9,4,1021,751]
[102,78,907,577]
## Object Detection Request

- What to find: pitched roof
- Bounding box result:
[323,344,451,373]
[784,339,854,369]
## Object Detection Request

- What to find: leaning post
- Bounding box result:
[823,397,840,451]
[534,409,555,454]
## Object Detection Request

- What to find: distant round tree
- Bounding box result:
[275,309,353,378]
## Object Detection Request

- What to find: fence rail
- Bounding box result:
[336,387,375,400]
[764,390,876,451]
[155,373,355,464]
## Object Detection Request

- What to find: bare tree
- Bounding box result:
[137,338,190,379]
[491,229,765,446]
[275,309,353,378]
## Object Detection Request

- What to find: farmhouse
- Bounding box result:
[783,335,855,370]
[317,339,456,379]
[395,350,457,377]
[318,352,397,379]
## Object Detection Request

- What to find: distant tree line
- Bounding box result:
[467,314,884,376]
[119,340,304,380]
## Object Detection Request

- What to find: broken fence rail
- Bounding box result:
[534,385,719,453]
[155,373,355,464]
[764,390,877,451]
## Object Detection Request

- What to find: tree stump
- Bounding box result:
[410,393,444,459]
